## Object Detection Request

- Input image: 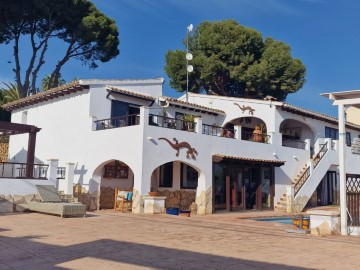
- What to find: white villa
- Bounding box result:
[2,78,360,221]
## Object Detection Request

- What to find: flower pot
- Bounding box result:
[148,191,158,197]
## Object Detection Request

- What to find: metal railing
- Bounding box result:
[202,124,236,138]
[94,114,140,130]
[241,131,270,143]
[294,166,310,196]
[282,140,307,150]
[294,142,329,196]
[313,142,328,169]
[0,162,48,179]
[57,167,66,179]
[148,114,196,132]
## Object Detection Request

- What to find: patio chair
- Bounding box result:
[114,188,133,212]
[19,185,87,218]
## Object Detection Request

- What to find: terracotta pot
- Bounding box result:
[148,191,158,197]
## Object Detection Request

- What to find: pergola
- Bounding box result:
[0,121,41,166]
[321,90,360,235]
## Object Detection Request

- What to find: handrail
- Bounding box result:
[202,124,236,138]
[0,162,48,179]
[241,130,270,143]
[148,114,196,132]
[294,141,329,196]
[294,166,310,196]
[94,114,140,130]
[313,142,328,169]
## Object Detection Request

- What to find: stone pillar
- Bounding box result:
[286,185,294,213]
[47,159,59,189]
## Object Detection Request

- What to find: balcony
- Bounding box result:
[149,114,196,132]
[94,114,140,130]
[0,162,48,179]
[202,124,236,138]
[241,130,270,143]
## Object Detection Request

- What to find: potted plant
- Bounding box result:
[182,114,195,131]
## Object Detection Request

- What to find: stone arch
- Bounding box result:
[224,116,269,142]
[279,118,316,150]
[91,159,135,210]
[150,160,205,212]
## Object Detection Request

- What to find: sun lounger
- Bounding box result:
[20,185,86,218]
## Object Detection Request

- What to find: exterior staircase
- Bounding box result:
[276,140,338,213]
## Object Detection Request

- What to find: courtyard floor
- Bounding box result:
[0,210,359,270]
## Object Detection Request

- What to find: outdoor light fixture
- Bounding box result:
[186,23,193,103]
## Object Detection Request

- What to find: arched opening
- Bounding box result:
[150,161,200,211]
[92,159,134,210]
[225,116,269,143]
[279,119,315,151]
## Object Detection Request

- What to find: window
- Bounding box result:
[181,163,198,189]
[21,111,27,124]
[325,127,351,146]
[159,162,173,187]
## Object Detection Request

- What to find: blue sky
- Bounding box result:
[1,0,360,116]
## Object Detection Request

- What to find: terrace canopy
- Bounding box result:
[0,121,41,165]
[321,90,360,235]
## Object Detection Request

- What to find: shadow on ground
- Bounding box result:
[0,233,311,270]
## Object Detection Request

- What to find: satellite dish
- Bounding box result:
[187,24,193,32]
[186,53,193,60]
[187,65,194,72]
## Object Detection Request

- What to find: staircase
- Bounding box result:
[276,140,338,213]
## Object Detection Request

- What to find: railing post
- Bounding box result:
[305,139,311,151]
[140,106,148,127]
[47,159,59,189]
[286,185,295,213]
[194,116,202,134]
[308,160,313,175]
[234,125,241,140]
[64,162,75,195]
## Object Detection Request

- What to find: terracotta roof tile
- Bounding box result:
[213,154,285,166]
[2,81,87,111]
[280,103,360,131]
[106,86,155,101]
[161,96,225,115]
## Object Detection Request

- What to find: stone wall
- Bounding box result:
[99,186,115,209]
[0,136,9,162]
[0,194,41,213]
[157,190,196,210]
[73,184,98,211]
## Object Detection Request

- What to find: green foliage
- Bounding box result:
[41,75,66,91]
[0,82,20,104]
[0,0,120,97]
[165,20,306,101]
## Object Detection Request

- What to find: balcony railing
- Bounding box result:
[57,167,66,179]
[95,114,140,130]
[241,131,270,143]
[202,124,236,138]
[282,139,306,150]
[0,162,48,179]
[148,114,196,132]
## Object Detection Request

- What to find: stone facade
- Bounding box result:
[195,186,212,215]
[0,193,41,213]
[0,136,9,162]
[157,189,196,211]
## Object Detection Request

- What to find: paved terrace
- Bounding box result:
[0,211,359,270]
